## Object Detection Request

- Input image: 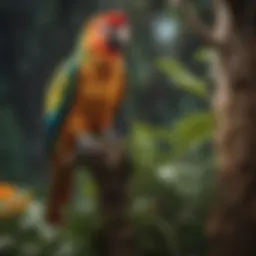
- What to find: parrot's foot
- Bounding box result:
[76,134,102,156]
[76,132,123,168]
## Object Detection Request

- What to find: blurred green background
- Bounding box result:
[0,0,216,255]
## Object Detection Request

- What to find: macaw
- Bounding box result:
[44,10,131,226]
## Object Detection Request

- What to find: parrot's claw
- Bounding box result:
[76,131,122,166]
[76,134,101,156]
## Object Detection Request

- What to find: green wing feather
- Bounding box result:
[44,57,79,155]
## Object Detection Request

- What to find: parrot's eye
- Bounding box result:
[101,25,112,36]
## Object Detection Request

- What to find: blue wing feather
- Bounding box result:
[44,58,79,155]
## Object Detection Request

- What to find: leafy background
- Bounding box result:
[0,0,216,255]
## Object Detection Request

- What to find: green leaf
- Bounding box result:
[169,111,214,159]
[130,122,158,166]
[82,175,96,199]
[155,57,208,99]
[193,47,212,64]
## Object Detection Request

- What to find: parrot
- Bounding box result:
[43,10,131,226]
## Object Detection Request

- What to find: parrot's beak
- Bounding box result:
[107,25,131,51]
[117,25,131,44]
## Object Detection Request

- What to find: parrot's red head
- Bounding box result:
[81,10,131,60]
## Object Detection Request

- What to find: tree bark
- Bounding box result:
[206,0,256,255]
[171,0,256,254]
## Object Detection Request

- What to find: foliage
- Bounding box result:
[168,111,214,160]
[0,171,213,256]
[0,107,24,182]
[155,51,214,160]
[0,116,215,255]
[155,57,208,100]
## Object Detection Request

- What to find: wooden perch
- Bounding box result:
[80,138,135,256]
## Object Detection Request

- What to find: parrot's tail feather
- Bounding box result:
[45,165,74,226]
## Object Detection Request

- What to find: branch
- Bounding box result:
[171,0,221,48]
[213,0,233,42]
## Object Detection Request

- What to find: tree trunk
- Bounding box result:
[206,0,256,255]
